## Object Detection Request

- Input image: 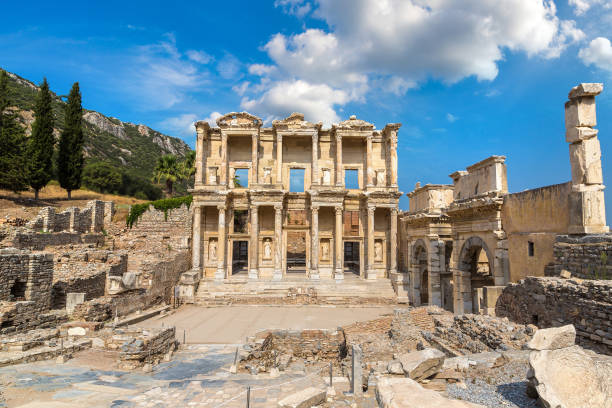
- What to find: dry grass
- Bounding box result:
[0,182,146,222]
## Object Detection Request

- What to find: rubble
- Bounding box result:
[376,377,485,408]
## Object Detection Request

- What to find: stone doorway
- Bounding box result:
[287,231,307,273]
[231,240,248,275]
[457,236,495,314]
[344,241,360,275]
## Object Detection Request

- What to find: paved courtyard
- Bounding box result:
[137,305,398,343]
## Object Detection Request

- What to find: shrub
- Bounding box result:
[126,195,192,228]
[82,161,122,193]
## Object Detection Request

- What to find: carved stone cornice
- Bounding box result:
[216,112,263,129]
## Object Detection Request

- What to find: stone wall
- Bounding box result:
[26,200,112,234]
[7,231,105,250]
[495,276,612,354]
[547,234,612,279]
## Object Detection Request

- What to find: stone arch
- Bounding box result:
[411,239,428,306]
[456,236,496,314]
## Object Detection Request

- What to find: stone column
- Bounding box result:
[220,132,228,186]
[249,204,259,280]
[274,204,283,280]
[351,344,363,396]
[335,134,343,187]
[215,204,226,280]
[366,135,374,187]
[195,130,203,186]
[335,206,344,280]
[251,132,258,185]
[389,130,398,188]
[427,238,443,307]
[389,208,398,275]
[192,205,202,271]
[310,206,320,279]
[366,206,376,280]
[276,134,283,186]
[565,83,608,234]
[312,132,319,185]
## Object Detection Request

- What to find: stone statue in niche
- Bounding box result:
[322,169,331,185]
[263,238,272,259]
[209,239,217,261]
[321,240,329,260]
[376,170,385,186]
[264,168,272,184]
[374,240,383,261]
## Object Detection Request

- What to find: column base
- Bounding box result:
[334,269,344,281]
[309,270,320,280]
[272,270,283,281]
[366,269,377,280]
[248,269,258,280]
[214,269,225,281]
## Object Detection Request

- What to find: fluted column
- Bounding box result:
[312,132,319,185]
[335,206,344,280]
[366,135,374,187]
[274,204,283,280]
[310,206,320,279]
[215,204,226,280]
[390,208,398,275]
[276,134,283,186]
[366,206,376,280]
[335,134,343,187]
[195,130,204,186]
[220,132,228,186]
[389,131,398,188]
[192,205,202,272]
[249,204,259,280]
[251,132,258,185]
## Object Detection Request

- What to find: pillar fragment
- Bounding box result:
[276,134,283,186]
[215,205,226,280]
[249,204,259,280]
[251,132,258,185]
[274,204,283,280]
[220,132,228,186]
[390,208,398,276]
[335,206,344,280]
[366,135,374,187]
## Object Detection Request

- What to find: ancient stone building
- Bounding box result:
[189,112,402,282]
[399,83,609,314]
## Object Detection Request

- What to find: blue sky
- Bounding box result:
[1,0,611,216]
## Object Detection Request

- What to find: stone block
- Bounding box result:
[277,387,326,408]
[528,325,576,351]
[569,189,608,234]
[565,97,596,129]
[399,348,445,381]
[483,286,505,310]
[376,377,485,408]
[569,138,603,185]
[566,126,598,143]
[66,292,86,314]
[568,83,603,99]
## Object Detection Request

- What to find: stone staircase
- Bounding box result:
[194,274,397,306]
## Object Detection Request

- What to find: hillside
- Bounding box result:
[3,69,191,181]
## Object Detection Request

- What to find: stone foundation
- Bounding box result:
[495,276,612,354]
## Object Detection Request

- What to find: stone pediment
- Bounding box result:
[333,115,375,132]
[272,112,321,131]
[216,112,262,129]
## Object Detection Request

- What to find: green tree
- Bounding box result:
[82,161,122,193]
[0,70,28,192]
[57,82,84,199]
[27,78,55,199]
[153,154,181,196]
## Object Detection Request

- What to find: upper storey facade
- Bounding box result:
[192,112,401,193]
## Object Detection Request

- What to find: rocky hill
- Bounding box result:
[3,69,191,181]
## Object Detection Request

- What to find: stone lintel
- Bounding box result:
[568,83,603,99]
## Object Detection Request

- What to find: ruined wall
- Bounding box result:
[7,231,105,250]
[451,156,507,201]
[502,182,572,281]
[548,234,612,279]
[25,200,111,234]
[495,276,612,354]
[124,204,191,252]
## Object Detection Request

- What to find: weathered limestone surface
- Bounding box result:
[398,348,445,381]
[528,325,576,351]
[277,387,326,408]
[376,377,485,408]
[548,234,612,279]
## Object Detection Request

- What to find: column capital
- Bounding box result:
[391,207,398,215]
[277,133,283,142]
[367,205,376,214]
[250,203,259,210]
[366,133,373,140]
[335,206,343,215]
[312,131,319,141]
[311,205,319,213]
[335,133,342,141]
[274,203,283,211]
[217,204,227,211]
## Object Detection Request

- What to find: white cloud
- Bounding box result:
[186,50,212,64]
[203,111,223,126]
[244,0,583,123]
[446,113,458,123]
[579,36,612,71]
[569,0,612,15]
[241,80,349,126]
[274,0,312,18]
[160,113,198,136]
[217,54,242,79]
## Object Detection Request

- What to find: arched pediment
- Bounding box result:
[216,112,263,128]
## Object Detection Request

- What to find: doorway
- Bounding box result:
[287,231,307,273]
[344,241,360,275]
[232,240,248,275]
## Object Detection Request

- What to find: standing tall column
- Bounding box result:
[367,206,376,280]
[389,131,398,188]
[249,205,259,280]
[192,205,202,271]
[220,132,228,186]
[195,130,203,186]
[335,206,344,280]
[366,135,374,187]
[312,132,319,185]
[274,204,283,280]
[215,204,226,280]
[390,208,398,275]
[335,134,343,187]
[310,206,320,280]
[251,132,259,185]
[276,134,283,186]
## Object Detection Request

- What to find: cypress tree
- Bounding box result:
[27,78,55,199]
[0,70,28,192]
[57,82,84,199]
